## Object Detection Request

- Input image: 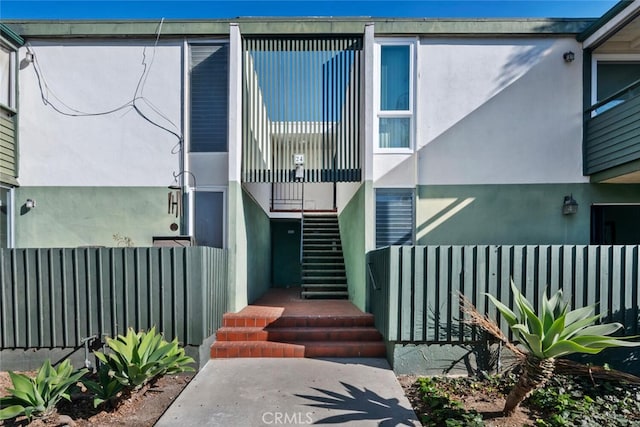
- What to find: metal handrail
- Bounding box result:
[300,180,304,264]
[586,77,640,114]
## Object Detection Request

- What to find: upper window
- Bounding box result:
[0,44,15,109]
[376,42,414,151]
[189,43,229,153]
[592,56,640,114]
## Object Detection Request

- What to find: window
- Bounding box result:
[195,190,225,248]
[376,42,414,151]
[0,186,11,248]
[189,43,228,152]
[375,189,414,248]
[592,56,640,113]
[0,44,15,109]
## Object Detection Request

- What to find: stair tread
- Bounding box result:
[217,326,381,333]
[301,292,349,297]
[302,270,346,273]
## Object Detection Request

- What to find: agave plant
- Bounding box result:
[487,281,640,415]
[0,360,87,421]
[94,327,195,390]
[82,364,125,408]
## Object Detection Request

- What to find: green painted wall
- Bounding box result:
[227,182,272,312]
[227,181,246,311]
[242,188,271,303]
[339,183,366,310]
[14,187,180,248]
[416,183,640,245]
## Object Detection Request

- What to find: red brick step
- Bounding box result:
[211,288,386,359]
[215,326,382,342]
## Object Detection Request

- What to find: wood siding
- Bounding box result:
[0,108,16,184]
[585,94,640,175]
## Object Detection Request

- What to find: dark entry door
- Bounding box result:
[591,205,640,244]
[271,219,301,287]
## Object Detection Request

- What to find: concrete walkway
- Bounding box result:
[155,358,420,426]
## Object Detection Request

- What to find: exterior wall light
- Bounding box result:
[25,199,36,209]
[168,171,197,243]
[563,51,575,63]
[562,194,578,215]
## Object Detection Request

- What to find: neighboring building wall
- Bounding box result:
[371,35,640,245]
[16,40,183,247]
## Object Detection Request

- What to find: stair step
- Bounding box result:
[216,326,383,342]
[302,285,348,289]
[302,341,387,358]
[302,262,345,267]
[301,291,350,299]
[212,339,384,358]
[301,269,346,274]
[211,341,305,358]
[223,313,374,328]
[211,340,385,358]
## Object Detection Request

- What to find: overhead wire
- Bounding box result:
[27,17,183,146]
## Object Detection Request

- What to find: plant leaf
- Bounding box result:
[574,323,623,337]
[484,293,517,326]
[0,405,26,420]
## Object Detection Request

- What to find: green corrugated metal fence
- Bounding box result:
[0,247,228,348]
[367,245,640,343]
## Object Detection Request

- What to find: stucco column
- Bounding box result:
[227,23,248,312]
[363,23,376,253]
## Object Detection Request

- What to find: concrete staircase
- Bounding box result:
[210,289,386,359]
[301,214,348,299]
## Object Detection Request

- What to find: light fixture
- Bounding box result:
[563,51,575,63]
[25,51,34,63]
[562,194,578,215]
[25,199,36,209]
[168,171,198,243]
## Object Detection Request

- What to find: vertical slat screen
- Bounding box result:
[367,245,640,343]
[0,247,228,349]
[242,37,362,183]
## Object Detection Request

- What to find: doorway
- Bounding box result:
[271,219,301,287]
[591,204,640,244]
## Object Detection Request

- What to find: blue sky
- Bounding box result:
[0,0,620,20]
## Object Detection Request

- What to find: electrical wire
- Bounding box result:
[27,17,183,146]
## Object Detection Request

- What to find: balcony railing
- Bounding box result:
[584,78,640,175]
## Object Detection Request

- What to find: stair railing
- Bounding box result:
[300,180,304,264]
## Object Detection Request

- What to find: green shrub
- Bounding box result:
[0,360,87,421]
[417,377,484,427]
[94,327,195,390]
[82,365,125,408]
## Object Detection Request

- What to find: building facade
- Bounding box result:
[3,2,640,312]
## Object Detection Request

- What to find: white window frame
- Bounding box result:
[591,53,640,107]
[373,38,417,154]
[0,41,17,111]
